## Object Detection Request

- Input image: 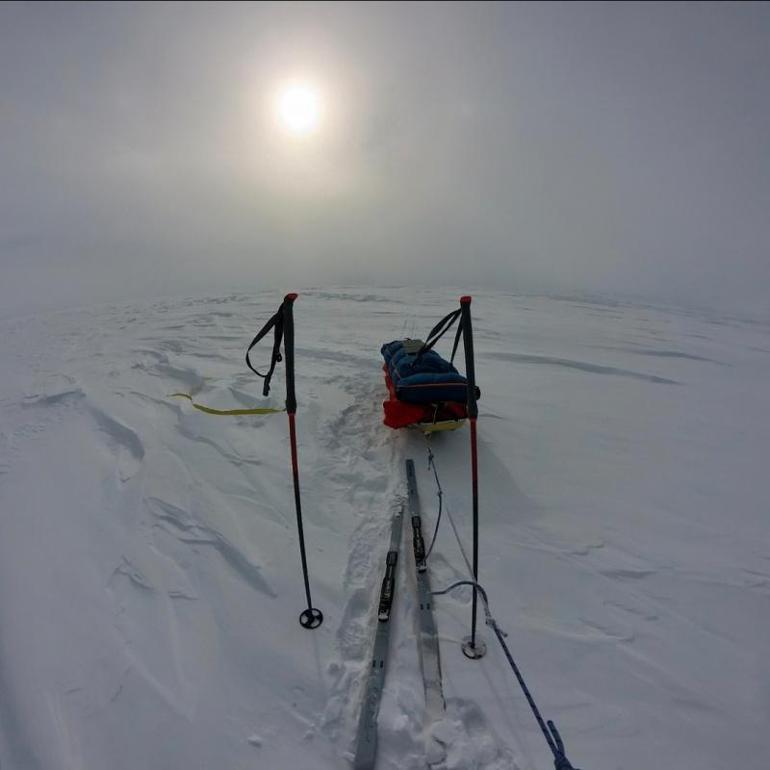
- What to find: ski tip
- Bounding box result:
[285,292,298,302]
[460,295,472,304]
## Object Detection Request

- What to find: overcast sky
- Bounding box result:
[1,1,768,316]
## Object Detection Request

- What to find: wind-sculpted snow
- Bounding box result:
[620,348,717,362]
[22,386,86,407]
[87,404,145,482]
[0,289,768,770]
[147,496,277,598]
[480,351,681,384]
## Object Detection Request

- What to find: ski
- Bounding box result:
[352,505,404,770]
[405,459,446,729]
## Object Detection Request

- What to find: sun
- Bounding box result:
[277,84,321,137]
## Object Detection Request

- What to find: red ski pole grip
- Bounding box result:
[460,295,472,304]
[285,292,298,302]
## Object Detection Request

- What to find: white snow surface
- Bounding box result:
[1,288,768,770]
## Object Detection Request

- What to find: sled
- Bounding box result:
[381,338,471,433]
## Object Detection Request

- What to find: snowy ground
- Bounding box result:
[1,288,768,770]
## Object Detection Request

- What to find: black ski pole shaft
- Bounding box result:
[282,293,323,630]
[460,295,481,653]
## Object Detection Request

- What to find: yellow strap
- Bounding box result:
[419,419,466,434]
[170,393,284,416]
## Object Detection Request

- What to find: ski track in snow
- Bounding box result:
[0,289,769,770]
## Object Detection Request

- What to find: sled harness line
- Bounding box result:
[426,445,581,770]
[423,445,443,562]
[169,393,284,416]
[425,444,471,574]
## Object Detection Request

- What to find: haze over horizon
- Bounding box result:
[1,2,768,317]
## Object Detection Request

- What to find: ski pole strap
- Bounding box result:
[416,301,475,372]
[450,317,464,365]
[245,302,286,397]
[416,308,462,357]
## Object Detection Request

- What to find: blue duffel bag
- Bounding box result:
[381,339,469,405]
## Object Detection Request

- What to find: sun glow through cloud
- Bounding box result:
[277,83,321,137]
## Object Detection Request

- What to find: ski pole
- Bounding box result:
[459,295,484,659]
[282,293,323,629]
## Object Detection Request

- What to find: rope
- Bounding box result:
[424,445,443,560]
[426,444,582,770]
[170,393,284,416]
[425,443,473,576]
